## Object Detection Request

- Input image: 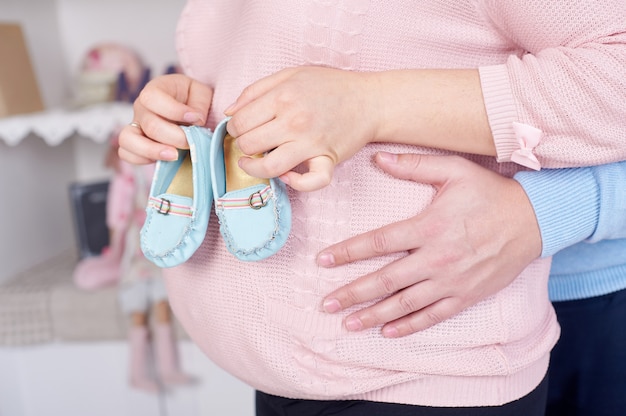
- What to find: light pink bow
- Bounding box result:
[511,122,542,170]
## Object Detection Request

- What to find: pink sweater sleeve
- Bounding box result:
[478,0,626,168]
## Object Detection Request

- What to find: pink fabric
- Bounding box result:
[511,122,542,171]
[154,323,193,385]
[72,249,120,291]
[164,0,626,407]
[128,326,159,392]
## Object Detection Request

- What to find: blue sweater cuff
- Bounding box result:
[589,163,626,242]
[514,168,600,257]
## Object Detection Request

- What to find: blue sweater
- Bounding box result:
[515,162,626,302]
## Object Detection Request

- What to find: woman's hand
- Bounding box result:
[118,74,213,164]
[224,66,381,191]
[318,152,542,337]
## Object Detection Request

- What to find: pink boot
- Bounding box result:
[72,248,120,291]
[128,326,159,392]
[154,323,193,385]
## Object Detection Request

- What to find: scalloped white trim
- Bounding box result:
[0,102,133,146]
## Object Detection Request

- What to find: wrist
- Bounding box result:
[358,71,386,147]
[509,178,543,261]
[514,168,600,257]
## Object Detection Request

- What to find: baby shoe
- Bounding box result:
[210,117,291,261]
[140,125,213,267]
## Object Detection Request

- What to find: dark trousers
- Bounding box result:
[256,374,547,416]
[547,287,626,416]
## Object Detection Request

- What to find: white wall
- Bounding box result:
[1,0,69,108]
[1,0,186,109]
[57,0,186,92]
[1,0,75,283]
[0,137,76,283]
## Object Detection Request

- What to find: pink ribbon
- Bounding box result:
[510,122,542,170]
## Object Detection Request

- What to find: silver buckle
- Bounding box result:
[157,198,171,215]
[248,191,268,210]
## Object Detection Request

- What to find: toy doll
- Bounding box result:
[73,133,191,392]
[73,43,150,107]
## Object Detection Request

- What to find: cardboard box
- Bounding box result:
[0,23,44,117]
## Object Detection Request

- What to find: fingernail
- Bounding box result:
[183,112,202,123]
[224,102,237,115]
[160,148,179,161]
[279,174,290,185]
[378,151,398,163]
[317,252,335,267]
[382,325,399,338]
[345,316,363,332]
[323,298,341,313]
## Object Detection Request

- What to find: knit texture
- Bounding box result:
[166,0,625,407]
[515,162,626,301]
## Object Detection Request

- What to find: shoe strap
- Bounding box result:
[217,185,272,210]
[148,196,193,217]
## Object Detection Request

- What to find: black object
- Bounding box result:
[69,180,110,259]
[115,67,151,103]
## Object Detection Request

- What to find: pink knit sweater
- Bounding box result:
[165,0,626,407]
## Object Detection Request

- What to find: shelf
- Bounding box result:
[0,102,133,146]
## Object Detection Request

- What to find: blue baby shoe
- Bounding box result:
[210,118,291,261]
[140,125,213,267]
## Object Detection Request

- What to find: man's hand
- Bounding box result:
[318,152,542,337]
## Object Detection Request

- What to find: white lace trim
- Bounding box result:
[0,102,133,146]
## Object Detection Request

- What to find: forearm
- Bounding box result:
[370,1,626,168]
[479,1,626,167]
[370,69,495,156]
[368,58,626,172]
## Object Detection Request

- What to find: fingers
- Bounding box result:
[316,152,472,266]
[375,152,469,186]
[118,145,158,165]
[322,256,468,337]
[317,216,422,267]
[379,296,467,337]
[132,110,189,150]
[225,68,297,116]
[137,74,210,125]
[133,77,211,150]
[238,138,335,189]
[119,74,213,165]
[118,116,182,164]
[225,69,299,138]
[322,253,428,312]
[321,254,478,337]
[184,78,213,123]
[314,152,477,337]
[315,153,539,339]
[226,102,275,141]
[345,285,451,335]
[279,156,334,191]
[232,119,284,156]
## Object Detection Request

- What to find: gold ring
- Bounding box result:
[129,121,141,129]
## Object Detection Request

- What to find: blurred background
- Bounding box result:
[0,0,254,414]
